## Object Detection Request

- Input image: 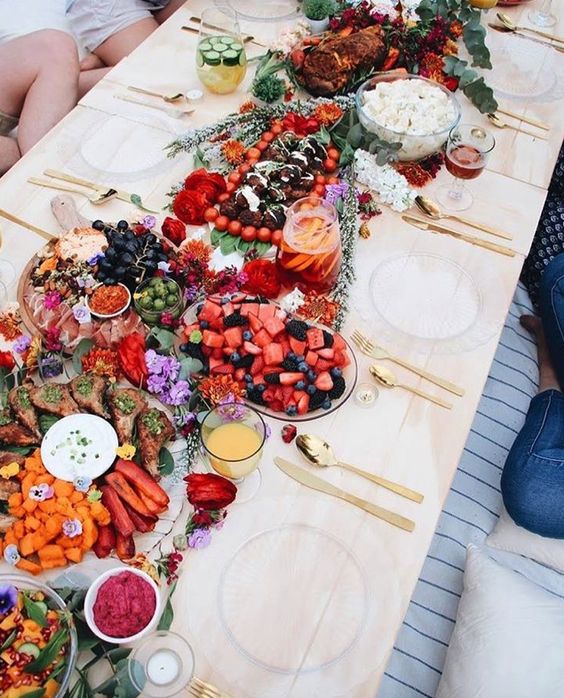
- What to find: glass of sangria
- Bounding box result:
[196,6,247,95]
[437,124,495,212]
[276,197,342,294]
[200,403,267,502]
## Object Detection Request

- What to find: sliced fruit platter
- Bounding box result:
[181,293,357,421]
[0,367,183,576]
[0,577,76,697]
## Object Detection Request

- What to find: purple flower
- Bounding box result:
[158,261,171,274]
[0,585,17,615]
[188,528,212,549]
[147,373,168,394]
[142,215,157,230]
[77,275,96,289]
[160,356,180,381]
[324,182,350,205]
[184,285,199,304]
[218,394,246,422]
[87,252,105,266]
[73,304,91,325]
[13,335,31,354]
[261,422,272,439]
[3,545,19,566]
[145,349,163,372]
[63,518,83,538]
[44,291,62,310]
[173,408,195,428]
[163,380,191,406]
[29,483,54,502]
[39,353,63,378]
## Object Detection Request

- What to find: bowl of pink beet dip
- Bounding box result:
[84,568,161,644]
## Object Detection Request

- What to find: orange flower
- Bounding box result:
[179,238,212,266]
[312,103,344,127]
[198,375,244,406]
[443,38,458,57]
[299,292,339,326]
[221,139,246,166]
[450,20,463,38]
[239,100,257,114]
[0,308,22,341]
[81,347,120,378]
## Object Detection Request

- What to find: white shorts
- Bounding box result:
[0,0,73,46]
[67,0,171,52]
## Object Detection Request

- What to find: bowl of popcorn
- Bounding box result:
[356,74,461,162]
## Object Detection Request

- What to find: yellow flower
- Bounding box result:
[129,553,160,583]
[116,443,136,460]
[24,336,42,368]
[0,462,20,479]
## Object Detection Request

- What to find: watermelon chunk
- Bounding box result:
[253,329,272,348]
[243,341,262,355]
[211,363,234,375]
[280,372,305,386]
[202,330,224,348]
[249,315,264,334]
[263,343,284,366]
[258,303,276,321]
[223,326,243,348]
[240,303,259,317]
[306,328,325,350]
[264,316,285,338]
[199,300,222,323]
[289,337,307,355]
[305,350,318,366]
[333,333,346,351]
[250,356,264,376]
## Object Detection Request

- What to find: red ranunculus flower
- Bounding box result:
[0,351,15,372]
[185,473,237,510]
[183,168,226,204]
[443,76,459,92]
[242,259,281,298]
[161,216,186,246]
[173,189,208,225]
[282,112,320,136]
[117,332,148,388]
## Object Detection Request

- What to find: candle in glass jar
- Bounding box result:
[146,649,181,686]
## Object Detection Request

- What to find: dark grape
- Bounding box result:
[92,219,104,231]
[157,253,168,262]
[121,252,134,265]
[146,249,157,260]
[145,233,157,245]
[105,248,116,260]
[144,261,157,273]
[99,260,112,272]
[117,220,128,231]
[114,267,126,279]
[104,277,115,285]
[103,226,114,235]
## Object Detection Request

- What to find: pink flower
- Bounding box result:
[43,291,62,310]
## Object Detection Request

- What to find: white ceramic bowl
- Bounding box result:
[84,567,162,644]
[86,282,132,319]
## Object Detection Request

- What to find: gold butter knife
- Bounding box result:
[0,208,55,241]
[488,24,564,53]
[495,108,549,132]
[275,457,415,532]
[402,215,517,257]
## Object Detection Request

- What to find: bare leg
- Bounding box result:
[0,136,20,176]
[0,30,79,157]
[78,67,111,98]
[154,0,187,24]
[521,315,560,393]
[93,18,159,66]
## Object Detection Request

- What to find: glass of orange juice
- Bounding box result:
[200,403,267,502]
[276,197,342,294]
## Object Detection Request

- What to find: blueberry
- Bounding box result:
[307,370,317,382]
[295,380,305,390]
[330,367,342,378]
[296,355,305,363]
[244,373,253,383]
[196,303,203,315]
[200,320,209,329]
[286,405,297,416]
[307,384,317,395]
[287,352,296,360]
[243,330,252,341]
[298,361,308,372]
[322,399,332,410]
[257,384,266,393]
[180,343,189,353]
[230,352,241,363]
[117,219,129,231]
[221,297,230,305]
[92,219,105,231]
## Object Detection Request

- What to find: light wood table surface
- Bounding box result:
[0,1,562,696]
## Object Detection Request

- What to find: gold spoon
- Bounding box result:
[27,177,117,205]
[497,12,564,44]
[369,365,453,410]
[127,85,184,103]
[415,195,512,241]
[296,434,424,503]
[487,113,548,140]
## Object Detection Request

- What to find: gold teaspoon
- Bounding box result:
[487,113,548,140]
[127,85,184,103]
[369,365,453,410]
[497,12,564,44]
[296,434,424,503]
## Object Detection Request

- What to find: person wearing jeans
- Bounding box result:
[501,253,564,539]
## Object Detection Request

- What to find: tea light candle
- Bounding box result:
[355,383,378,408]
[146,649,181,686]
[185,89,204,104]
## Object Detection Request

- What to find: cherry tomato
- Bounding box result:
[203,207,219,223]
[271,229,283,247]
[327,147,340,161]
[313,184,325,196]
[323,158,338,173]
[246,147,261,160]
[314,174,326,185]
[247,158,259,167]
[241,226,257,242]
[226,182,237,194]
[256,140,269,152]
[257,227,272,243]
[228,171,242,185]
[228,220,242,236]
[217,192,230,204]
[271,124,283,135]
[215,215,229,232]
[261,131,275,143]
[326,176,340,185]
[238,162,251,175]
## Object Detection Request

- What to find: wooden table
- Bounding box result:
[0,2,562,696]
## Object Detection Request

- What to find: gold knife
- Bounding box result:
[402,215,517,257]
[495,108,549,132]
[488,24,564,53]
[275,457,415,532]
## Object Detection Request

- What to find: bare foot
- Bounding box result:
[521,314,561,393]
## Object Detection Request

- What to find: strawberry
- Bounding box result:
[305,350,318,366]
[243,341,262,355]
[317,347,335,360]
[211,363,234,374]
[314,371,333,391]
[250,356,264,376]
[297,393,310,415]
[280,372,305,386]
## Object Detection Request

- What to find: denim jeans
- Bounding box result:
[501,254,564,538]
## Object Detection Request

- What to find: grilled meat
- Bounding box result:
[0,451,25,469]
[302,25,387,96]
[0,514,16,533]
[107,388,147,444]
[0,479,19,500]
[137,408,175,477]
[29,383,79,418]
[8,385,41,438]
[0,416,39,447]
[70,373,110,418]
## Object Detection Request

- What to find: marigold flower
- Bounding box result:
[198,375,244,406]
[81,347,120,378]
[299,292,339,327]
[450,19,463,38]
[239,100,257,114]
[221,139,246,166]
[312,103,344,126]
[178,238,212,266]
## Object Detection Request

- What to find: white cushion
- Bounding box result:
[436,545,564,698]
[487,506,564,574]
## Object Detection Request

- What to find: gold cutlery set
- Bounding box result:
[189,676,232,698]
[181,14,268,48]
[489,12,564,53]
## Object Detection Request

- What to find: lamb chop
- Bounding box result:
[0,451,25,469]
[69,373,110,418]
[0,412,39,447]
[137,408,175,477]
[107,388,147,444]
[29,384,79,418]
[8,385,41,438]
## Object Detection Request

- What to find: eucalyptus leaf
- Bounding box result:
[158,447,175,476]
[179,356,203,379]
[157,580,177,631]
[314,125,331,145]
[346,122,364,149]
[339,143,356,166]
[23,594,48,627]
[147,326,176,352]
[130,194,158,213]
[72,338,94,375]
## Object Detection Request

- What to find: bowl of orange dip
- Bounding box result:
[86,283,131,319]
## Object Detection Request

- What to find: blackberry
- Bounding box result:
[328,376,346,400]
[322,330,334,348]
[223,313,248,327]
[183,342,206,365]
[309,390,327,411]
[282,357,300,371]
[246,387,266,405]
[233,355,254,369]
[264,373,281,384]
[285,319,308,340]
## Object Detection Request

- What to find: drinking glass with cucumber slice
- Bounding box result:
[196,7,247,95]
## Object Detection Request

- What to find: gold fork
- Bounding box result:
[189,677,232,698]
[351,330,465,397]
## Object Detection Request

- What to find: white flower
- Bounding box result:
[280,287,306,314]
[270,20,311,53]
[354,150,416,213]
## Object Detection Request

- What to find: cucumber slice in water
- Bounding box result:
[19,643,40,658]
[230,42,243,52]
[213,43,228,53]
[222,49,240,66]
[202,50,221,66]
[199,40,212,52]
[218,36,234,45]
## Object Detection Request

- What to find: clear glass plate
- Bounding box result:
[217,0,301,22]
